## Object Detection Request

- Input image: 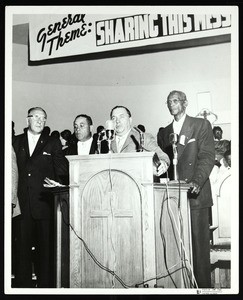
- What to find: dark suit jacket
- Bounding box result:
[110,128,170,166]
[13,128,69,219]
[157,115,215,209]
[66,134,108,155]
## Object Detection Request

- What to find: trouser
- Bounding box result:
[190,207,211,288]
[13,201,53,288]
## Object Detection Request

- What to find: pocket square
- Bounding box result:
[43,151,51,155]
[188,138,196,144]
[179,135,186,145]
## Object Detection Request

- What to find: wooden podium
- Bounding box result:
[54,153,192,288]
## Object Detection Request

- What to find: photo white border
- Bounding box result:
[5,5,239,295]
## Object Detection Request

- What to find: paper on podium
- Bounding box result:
[43,177,66,188]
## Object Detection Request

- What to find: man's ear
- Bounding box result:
[183,100,188,108]
[129,117,132,125]
[90,125,93,133]
[26,117,30,127]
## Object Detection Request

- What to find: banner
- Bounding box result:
[29,13,231,61]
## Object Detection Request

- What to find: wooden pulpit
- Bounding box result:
[53,153,192,289]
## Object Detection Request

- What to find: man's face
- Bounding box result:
[74,116,91,142]
[111,107,132,136]
[27,108,46,135]
[167,93,187,118]
[214,130,222,140]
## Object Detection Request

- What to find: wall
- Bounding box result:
[11,40,231,140]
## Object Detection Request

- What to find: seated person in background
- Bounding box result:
[44,126,51,136]
[215,139,230,167]
[60,129,72,155]
[109,105,170,177]
[213,126,223,141]
[93,125,105,141]
[137,124,146,133]
[67,114,108,155]
[50,130,60,139]
[223,148,231,169]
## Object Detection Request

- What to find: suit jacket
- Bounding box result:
[13,128,69,219]
[110,128,170,166]
[12,146,21,218]
[66,134,108,155]
[157,115,215,209]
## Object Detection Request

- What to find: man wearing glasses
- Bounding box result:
[157,90,215,288]
[12,107,69,288]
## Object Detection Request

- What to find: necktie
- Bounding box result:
[117,137,122,153]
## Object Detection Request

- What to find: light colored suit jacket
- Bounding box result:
[12,146,21,217]
[110,128,170,166]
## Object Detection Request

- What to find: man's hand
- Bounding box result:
[188,181,201,194]
[156,160,168,176]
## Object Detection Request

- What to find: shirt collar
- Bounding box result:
[116,128,131,141]
[27,129,41,139]
[78,137,93,145]
[173,114,186,134]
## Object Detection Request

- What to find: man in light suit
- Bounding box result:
[12,146,21,218]
[12,107,69,287]
[157,90,215,287]
[109,106,170,177]
[67,114,108,155]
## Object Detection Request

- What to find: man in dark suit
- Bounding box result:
[12,107,69,288]
[110,106,170,176]
[67,114,108,155]
[157,90,215,288]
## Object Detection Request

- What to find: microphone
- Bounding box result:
[133,126,144,152]
[96,129,106,154]
[169,133,179,180]
[105,120,115,153]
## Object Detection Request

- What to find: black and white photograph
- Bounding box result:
[5,5,239,295]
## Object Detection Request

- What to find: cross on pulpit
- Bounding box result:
[87,191,135,287]
[89,191,134,219]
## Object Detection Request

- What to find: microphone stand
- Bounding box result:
[172,144,178,181]
[134,127,144,152]
[106,130,114,153]
[97,130,105,154]
[169,133,179,181]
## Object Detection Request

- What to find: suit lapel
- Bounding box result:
[165,123,174,144]
[121,129,140,152]
[177,115,193,160]
[23,132,30,157]
[121,131,133,152]
[110,139,117,153]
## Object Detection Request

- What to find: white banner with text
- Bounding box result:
[29,13,231,61]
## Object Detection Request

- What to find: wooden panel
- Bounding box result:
[154,183,192,288]
[80,170,143,288]
[68,153,156,288]
[64,154,192,288]
[53,187,70,288]
[211,173,231,246]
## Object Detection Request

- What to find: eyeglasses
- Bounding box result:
[28,114,47,122]
[166,99,183,105]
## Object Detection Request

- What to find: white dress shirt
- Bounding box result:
[27,130,41,156]
[173,113,186,135]
[77,137,93,155]
[116,129,131,153]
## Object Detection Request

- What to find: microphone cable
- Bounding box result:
[164,180,198,288]
[107,152,117,288]
[59,196,132,289]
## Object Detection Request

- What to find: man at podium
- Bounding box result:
[109,105,170,177]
